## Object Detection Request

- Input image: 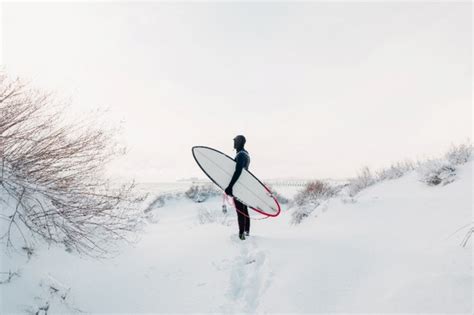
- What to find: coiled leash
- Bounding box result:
[222,193,271,221]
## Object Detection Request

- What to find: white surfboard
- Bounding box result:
[192,146,280,217]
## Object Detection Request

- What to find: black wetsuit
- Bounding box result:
[229,149,251,235]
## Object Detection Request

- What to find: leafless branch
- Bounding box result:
[0,71,144,258]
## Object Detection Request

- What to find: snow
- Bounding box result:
[1,162,472,314]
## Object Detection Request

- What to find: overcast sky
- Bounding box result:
[2,2,472,182]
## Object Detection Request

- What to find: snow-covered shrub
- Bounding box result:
[142,195,166,223]
[376,160,415,181]
[417,159,456,186]
[291,180,336,224]
[445,142,472,165]
[185,184,220,203]
[347,167,375,197]
[416,142,472,187]
[342,141,472,198]
[22,274,82,315]
[197,206,217,224]
[145,195,166,211]
[294,180,336,206]
[197,205,232,226]
[143,191,185,223]
[144,191,183,212]
[292,203,319,225]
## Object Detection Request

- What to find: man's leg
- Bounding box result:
[234,198,245,237]
[243,205,250,235]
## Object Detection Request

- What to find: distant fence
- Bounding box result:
[263,180,312,187]
[191,179,316,187]
[189,179,348,188]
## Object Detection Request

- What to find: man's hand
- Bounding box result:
[225,186,233,196]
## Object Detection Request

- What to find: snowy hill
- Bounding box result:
[1,162,472,314]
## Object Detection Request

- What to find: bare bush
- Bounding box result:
[348,142,472,197]
[340,142,472,202]
[294,180,336,206]
[445,141,472,165]
[291,203,318,225]
[292,180,336,224]
[144,195,165,212]
[185,184,220,203]
[417,159,456,186]
[0,72,143,257]
[144,191,184,212]
[415,142,472,187]
[347,166,375,197]
[143,191,185,224]
[376,160,415,181]
[196,205,232,226]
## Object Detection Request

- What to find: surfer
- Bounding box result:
[225,135,251,240]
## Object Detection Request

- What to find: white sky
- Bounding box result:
[2,2,472,182]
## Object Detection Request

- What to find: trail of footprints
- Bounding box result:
[220,236,274,313]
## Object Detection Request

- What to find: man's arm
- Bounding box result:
[225,154,245,196]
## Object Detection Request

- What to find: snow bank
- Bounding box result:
[1,161,471,313]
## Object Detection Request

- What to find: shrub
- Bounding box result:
[143,191,185,223]
[376,160,415,181]
[342,141,472,200]
[144,191,183,212]
[291,180,336,224]
[185,184,220,202]
[445,142,472,165]
[294,180,336,206]
[417,159,456,186]
[196,205,232,226]
[291,203,319,225]
[347,167,375,197]
[0,72,143,257]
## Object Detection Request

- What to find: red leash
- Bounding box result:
[223,193,270,220]
[223,185,281,220]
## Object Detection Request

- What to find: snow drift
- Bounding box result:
[1,160,472,313]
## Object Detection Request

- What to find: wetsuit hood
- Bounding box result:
[233,135,246,151]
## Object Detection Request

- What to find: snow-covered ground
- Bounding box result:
[1,162,472,314]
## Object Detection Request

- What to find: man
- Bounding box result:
[225,135,251,240]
